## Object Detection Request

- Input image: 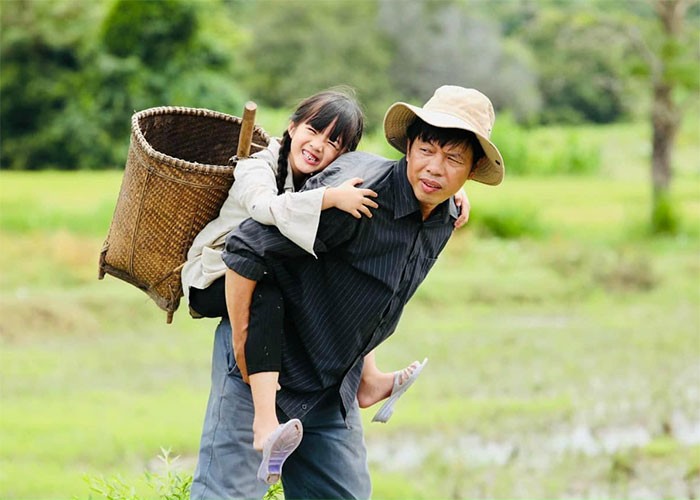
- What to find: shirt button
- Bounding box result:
[301,404,308,410]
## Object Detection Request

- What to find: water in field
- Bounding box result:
[367,408,700,497]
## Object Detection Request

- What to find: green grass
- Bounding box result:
[1,119,699,498]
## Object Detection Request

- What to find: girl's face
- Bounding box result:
[287,119,343,179]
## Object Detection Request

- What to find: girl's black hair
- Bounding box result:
[406,117,485,169]
[275,87,364,194]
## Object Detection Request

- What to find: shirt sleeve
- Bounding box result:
[232,151,327,256]
[222,206,358,281]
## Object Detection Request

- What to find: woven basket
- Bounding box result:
[98,106,270,323]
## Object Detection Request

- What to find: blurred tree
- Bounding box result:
[101,0,197,67]
[3,0,693,172]
[642,0,699,233]
[240,0,394,130]
[0,0,105,169]
[91,0,248,164]
[513,2,630,124]
[565,0,699,232]
[1,0,247,169]
[378,0,542,124]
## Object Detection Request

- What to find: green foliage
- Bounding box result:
[490,113,601,176]
[0,0,247,170]
[470,203,546,240]
[0,0,698,175]
[85,449,191,500]
[0,0,104,169]
[263,482,284,500]
[651,190,680,236]
[515,4,630,124]
[1,169,699,498]
[241,0,394,129]
[101,0,196,67]
[83,448,284,500]
[378,0,542,123]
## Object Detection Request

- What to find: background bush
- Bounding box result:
[2,0,696,171]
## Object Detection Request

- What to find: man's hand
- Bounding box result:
[453,187,471,229]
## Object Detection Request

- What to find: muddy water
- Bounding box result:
[367,410,700,496]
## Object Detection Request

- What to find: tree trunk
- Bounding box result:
[651,81,678,199]
[649,0,687,233]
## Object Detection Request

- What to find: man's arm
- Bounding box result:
[223,206,358,281]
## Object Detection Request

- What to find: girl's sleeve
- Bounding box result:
[232,155,327,257]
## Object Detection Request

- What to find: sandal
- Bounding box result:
[257,418,303,484]
[372,358,428,423]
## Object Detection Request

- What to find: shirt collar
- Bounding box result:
[392,157,459,224]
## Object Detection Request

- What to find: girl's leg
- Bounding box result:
[249,372,280,450]
[188,276,228,318]
[246,280,285,450]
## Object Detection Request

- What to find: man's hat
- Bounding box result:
[383,85,505,185]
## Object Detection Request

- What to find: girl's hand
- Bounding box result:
[454,188,470,229]
[323,178,379,218]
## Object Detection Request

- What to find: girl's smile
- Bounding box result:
[288,119,343,183]
[301,147,321,167]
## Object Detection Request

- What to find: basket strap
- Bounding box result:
[150,262,186,289]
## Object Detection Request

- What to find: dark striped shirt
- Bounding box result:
[223,151,457,420]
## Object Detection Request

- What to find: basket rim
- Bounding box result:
[131,106,271,174]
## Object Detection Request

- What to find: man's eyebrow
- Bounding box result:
[444,145,467,156]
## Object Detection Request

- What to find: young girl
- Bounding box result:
[182,88,468,484]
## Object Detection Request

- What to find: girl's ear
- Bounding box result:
[287,121,297,137]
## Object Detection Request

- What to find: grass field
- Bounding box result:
[1,119,699,499]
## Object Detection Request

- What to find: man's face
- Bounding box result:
[406,137,474,219]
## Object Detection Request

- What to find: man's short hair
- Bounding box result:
[406,117,485,168]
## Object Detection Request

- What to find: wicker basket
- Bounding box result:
[98,106,270,323]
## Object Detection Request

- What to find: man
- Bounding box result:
[190,86,505,499]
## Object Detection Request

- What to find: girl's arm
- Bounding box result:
[321,177,378,219]
[233,157,377,255]
[453,187,470,229]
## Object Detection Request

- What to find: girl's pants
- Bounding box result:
[188,277,283,375]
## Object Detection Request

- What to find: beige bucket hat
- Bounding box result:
[383,85,504,185]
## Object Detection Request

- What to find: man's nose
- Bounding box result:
[425,154,446,175]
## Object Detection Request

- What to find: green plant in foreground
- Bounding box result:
[84,448,284,500]
[84,448,191,500]
[263,482,284,500]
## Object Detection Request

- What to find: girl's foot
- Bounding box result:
[257,419,303,485]
[357,360,422,409]
[372,358,428,423]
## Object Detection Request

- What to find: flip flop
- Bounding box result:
[372,357,428,423]
[257,418,303,484]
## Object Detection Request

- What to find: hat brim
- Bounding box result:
[383,102,504,186]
